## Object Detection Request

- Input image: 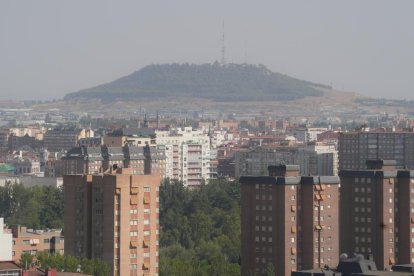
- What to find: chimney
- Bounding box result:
[268,164,300,177]
[11,225,25,237]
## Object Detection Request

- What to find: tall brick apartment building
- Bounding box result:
[240,165,340,276]
[339,159,414,270]
[64,168,160,276]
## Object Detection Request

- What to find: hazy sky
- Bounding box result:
[1,1,414,100]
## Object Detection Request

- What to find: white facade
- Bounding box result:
[0,218,12,261]
[297,143,338,176]
[156,127,210,187]
[288,127,328,142]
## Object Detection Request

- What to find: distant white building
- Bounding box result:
[0,218,12,261]
[297,142,338,176]
[288,127,328,142]
[156,127,210,187]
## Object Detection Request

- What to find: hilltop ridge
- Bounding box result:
[64,63,330,102]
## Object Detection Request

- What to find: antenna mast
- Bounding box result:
[221,21,226,65]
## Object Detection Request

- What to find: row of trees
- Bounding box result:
[0,182,63,229]
[20,252,110,276]
[159,179,241,276]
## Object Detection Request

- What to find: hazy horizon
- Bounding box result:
[1,1,414,101]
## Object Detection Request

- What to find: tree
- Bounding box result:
[1,184,64,229]
[265,263,275,276]
[93,259,111,276]
[159,179,241,275]
[19,252,34,271]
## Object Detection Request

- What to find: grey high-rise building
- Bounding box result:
[338,130,414,170]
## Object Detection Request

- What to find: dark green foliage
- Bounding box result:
[159,179,241,276]
[35,252,110,276]
[65,63,327,102]
[19,252,34,270]
[0,182,63,229]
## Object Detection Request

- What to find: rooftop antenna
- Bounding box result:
[221,20,226,65]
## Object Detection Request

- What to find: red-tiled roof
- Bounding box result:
[0,261,22,271]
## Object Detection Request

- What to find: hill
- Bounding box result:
[64,63,330,102]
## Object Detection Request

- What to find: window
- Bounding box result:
[43,239,50,243]
[144,187,151,192]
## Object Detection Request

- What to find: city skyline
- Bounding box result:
[1,1,414,100]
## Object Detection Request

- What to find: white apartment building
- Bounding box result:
[156,127,210,187]
[297,142,338,176]
[0,218,12,261]
[287,127,328,142]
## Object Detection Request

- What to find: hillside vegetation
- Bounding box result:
[65,63,329,102]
